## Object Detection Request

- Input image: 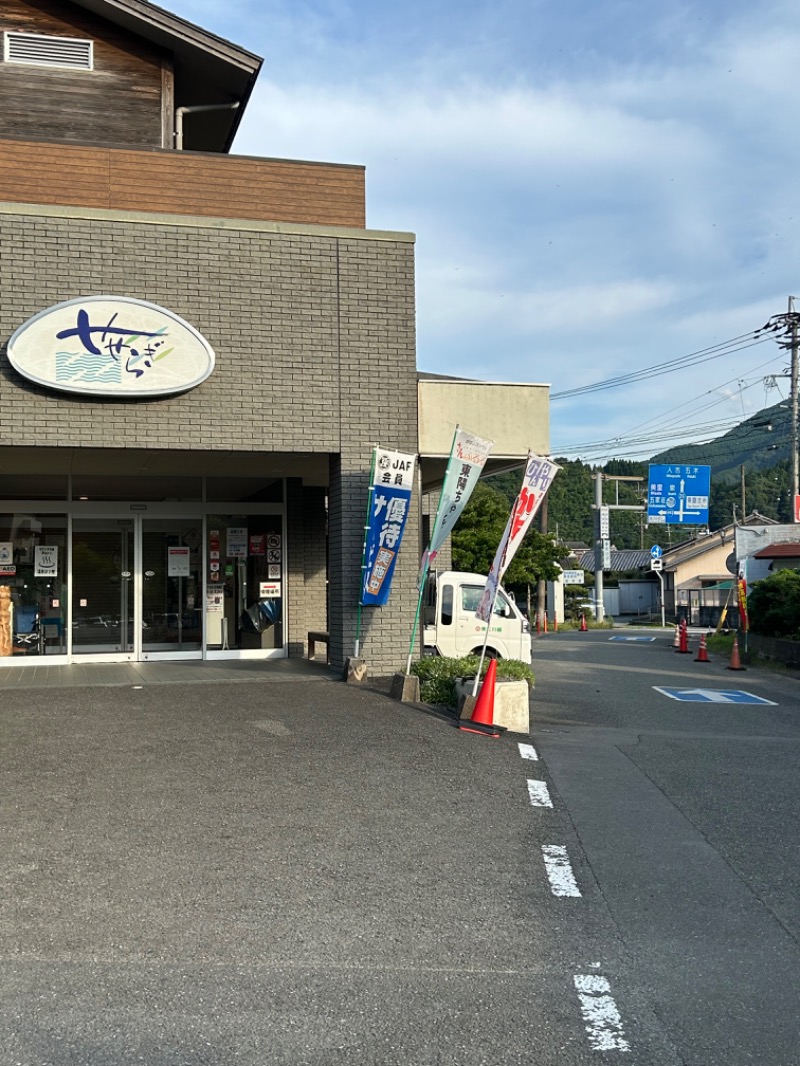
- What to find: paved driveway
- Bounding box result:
[1,670,624,1066]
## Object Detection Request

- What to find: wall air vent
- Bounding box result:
[3,31,93,71]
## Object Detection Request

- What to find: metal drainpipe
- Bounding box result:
[174,102,240,150]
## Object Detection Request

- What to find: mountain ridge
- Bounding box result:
[648,400,791,481]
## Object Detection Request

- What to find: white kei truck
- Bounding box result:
[421,570,532,664]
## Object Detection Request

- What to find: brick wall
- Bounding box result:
[285,480,328,659]
[0,205,418,673]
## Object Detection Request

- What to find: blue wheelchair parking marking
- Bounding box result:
[654,687,777,706]
[609,636,656,642]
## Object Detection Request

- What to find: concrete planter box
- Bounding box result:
[454,677,531,735]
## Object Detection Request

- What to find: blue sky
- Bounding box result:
[169,0,800,461]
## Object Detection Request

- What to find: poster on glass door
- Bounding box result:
[168,546,191,577]
[35,545,58,577]
[227,526,248,558]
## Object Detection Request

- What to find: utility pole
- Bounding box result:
[791,296,799,518]
[594,472,604,621]
[592,472,644,622]
[758,298,800,522]
[536,493,548,630]
[740,464,746,520]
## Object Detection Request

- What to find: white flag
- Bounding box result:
[419,426,492,585]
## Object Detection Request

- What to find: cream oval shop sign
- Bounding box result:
[8,296,215,398]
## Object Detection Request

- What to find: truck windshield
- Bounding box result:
[461,585,512,617]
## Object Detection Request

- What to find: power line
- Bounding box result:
[552,355,787,460]
[551,333,771,401]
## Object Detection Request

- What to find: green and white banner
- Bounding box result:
[419,426,493,585]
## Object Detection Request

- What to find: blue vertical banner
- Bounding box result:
[361,447,416,607]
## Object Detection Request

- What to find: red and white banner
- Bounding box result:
[476,454,559,622]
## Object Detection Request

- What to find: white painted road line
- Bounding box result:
[518,742,539,760]
[542,844,581,897]
[527,779,553,807]
[573,974,631,1052]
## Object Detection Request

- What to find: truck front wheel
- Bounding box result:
[472,646,501,659]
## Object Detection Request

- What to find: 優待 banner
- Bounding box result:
[361,447,416,607]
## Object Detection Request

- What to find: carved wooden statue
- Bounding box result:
[0,585,12,657]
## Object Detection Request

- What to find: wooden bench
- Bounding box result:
[307,630,330,662]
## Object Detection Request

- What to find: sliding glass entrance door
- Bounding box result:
[141,519,202,656]
[71,519,135,655]
[71,516,202,659]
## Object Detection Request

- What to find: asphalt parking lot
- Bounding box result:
[2,668,588,1066]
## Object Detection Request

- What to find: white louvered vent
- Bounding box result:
[3,32,93,71]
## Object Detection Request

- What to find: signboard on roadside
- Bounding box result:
[647,464,710,525]
[601,540,611,570]
[599,506,609,538]
[562,569,585,584]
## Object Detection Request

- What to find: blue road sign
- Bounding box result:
[610,636,657,642]
[654,687,777,705]
[650,544,662,559]
[647,464,710,525]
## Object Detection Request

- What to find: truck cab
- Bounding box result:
[422,570,532,664]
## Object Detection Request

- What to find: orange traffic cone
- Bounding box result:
[543,615,548,634]
[727,634,746,671]
[553,614,558,632]
[580,613,587,632]
[459,659,504,737]
[694,634,710,662]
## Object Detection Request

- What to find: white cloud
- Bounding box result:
[169,0,800,457]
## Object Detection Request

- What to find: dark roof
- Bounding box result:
[753,542,800,559]
[73,0,262,152]
[577,549,653,573]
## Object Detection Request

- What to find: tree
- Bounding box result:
[541,460,594,544]
[451,481,562,586]
[747,570,800,639]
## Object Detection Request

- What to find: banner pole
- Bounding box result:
[355,448,378,659]
[468,454,559,695]
[404,573,427,676]
[471,584,501,696]
[405,427,459,674]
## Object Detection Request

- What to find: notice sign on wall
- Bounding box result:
[35,545,58,577]
[206,590,224,614]
[168,546,191,577]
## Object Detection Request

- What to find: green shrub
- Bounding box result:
[410,655,535,707]
[748,570,800,639]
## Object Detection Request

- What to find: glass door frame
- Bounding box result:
[70,515,136,660]
[0,500,287,665]
[67,510,206,664]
